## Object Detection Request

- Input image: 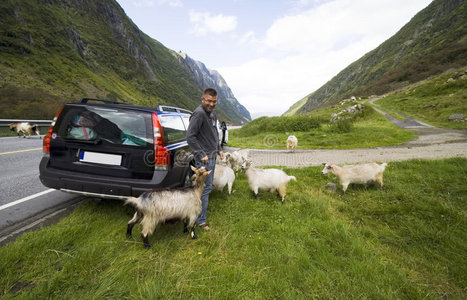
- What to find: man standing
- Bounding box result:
[220,121,227,148]
[186,88,224,230]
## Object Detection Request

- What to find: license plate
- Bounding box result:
[79,151,122,166]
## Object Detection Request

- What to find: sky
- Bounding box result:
[116,0,432,119]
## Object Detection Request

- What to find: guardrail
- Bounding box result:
[0,119,53,127]
[0,119,53,136]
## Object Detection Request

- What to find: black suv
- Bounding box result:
[39,98,193,200]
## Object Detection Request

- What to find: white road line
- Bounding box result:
[0,189,55,211]
[0,207,67,244]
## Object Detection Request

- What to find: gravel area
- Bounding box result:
[225,118,467,167]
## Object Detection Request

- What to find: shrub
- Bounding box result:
[239,115,321,136]
[329,118,353,133]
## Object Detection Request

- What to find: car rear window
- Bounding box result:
[158,114,188,144]
[56,106,152,147]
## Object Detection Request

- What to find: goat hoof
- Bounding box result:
[143,244,151,249]
[126,233,132,239]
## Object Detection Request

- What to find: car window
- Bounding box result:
[159,114,187,144]
[57,106,151,147]
[181,116,190,130]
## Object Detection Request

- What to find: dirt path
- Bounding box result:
[227,106,467,167]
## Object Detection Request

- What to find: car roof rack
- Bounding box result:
[80,98,125,105]
[157,105,192,114]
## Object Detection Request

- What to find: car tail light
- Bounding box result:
[43,106,64,155]
[152,112,170,170]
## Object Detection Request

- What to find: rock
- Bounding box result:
[448,113,464,120]
[324,182,337,191]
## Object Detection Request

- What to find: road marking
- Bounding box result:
[0,207,67,244]
[0,147,42,155]
[0,189,55,211]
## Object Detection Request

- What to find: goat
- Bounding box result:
[321,162,388,193]
[9,122,41,138]
[125,166,212,249]
[242,159,296,203]
[224,149,250,173]
[286,135,298,152]
[213,164,235,195]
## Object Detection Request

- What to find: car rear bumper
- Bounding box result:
[59,189,130,200]
[39,157,189,199]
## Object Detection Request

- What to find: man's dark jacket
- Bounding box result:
[186,105,221,160]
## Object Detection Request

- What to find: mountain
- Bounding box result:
[0,0,251,124]
[174,52,251,124]
[284,0,466,115]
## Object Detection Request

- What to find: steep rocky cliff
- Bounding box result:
[174,52,251,124]
[0,0,251,124]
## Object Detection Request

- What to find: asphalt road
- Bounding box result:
[0,136,46,205]
[0,136,82,245]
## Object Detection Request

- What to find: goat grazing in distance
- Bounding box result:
[321,162,388,193]
[9,122,41,138]
[125,166,211,249]
[286,135,298,152]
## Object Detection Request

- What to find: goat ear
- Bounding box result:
[206,170,212,175]
[191,165,196,172]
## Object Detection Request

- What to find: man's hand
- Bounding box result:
[219,151,224,160]
[201,155,209,163]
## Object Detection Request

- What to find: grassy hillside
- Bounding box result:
[1,158,465,298]
[229,104,415,149]
[376,67,467,129]
[286,0,466,115]
[0,0,248,123]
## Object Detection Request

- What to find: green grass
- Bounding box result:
[376,68,467,129]
[1,158,466,299]
[229,105,415,149]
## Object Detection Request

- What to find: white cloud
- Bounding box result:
[238,31,258,45]
[158,0,183,8]
[127,0,155,7]
[264,0,427,54]
[123,0,182,8]
[189,11,238,36]
[221,0,431,117]
[220,43,368,117]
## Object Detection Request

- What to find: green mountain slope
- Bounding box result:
[285,0,466,115]
[0,0,250,124]
[375,67,467,129]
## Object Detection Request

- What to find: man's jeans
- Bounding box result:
[194,157,216,225]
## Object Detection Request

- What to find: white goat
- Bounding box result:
[242,160,296,203]
[286,135,298,152]
[125,166,211,249]
[224,149,250,173]
[321,162,388,193]
[213,164,236,195]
